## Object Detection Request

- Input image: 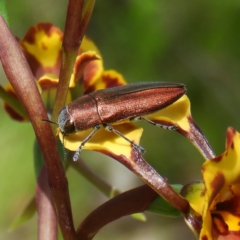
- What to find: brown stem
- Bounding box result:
[178,116,216,160]
[36,166,57,240]
[0,16,76,239]
[52,0,95,122]
[184,213,202,238]
[102,149,190,215]
[76,185,158,240]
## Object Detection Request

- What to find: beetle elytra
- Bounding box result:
[55,82,186,161]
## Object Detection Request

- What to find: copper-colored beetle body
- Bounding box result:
[58,82,186,135]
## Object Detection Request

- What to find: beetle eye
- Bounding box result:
[63,119,76,135]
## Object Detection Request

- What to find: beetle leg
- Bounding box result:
[73,125,101,161]
[103,124,146,154]
[131,116,178,130]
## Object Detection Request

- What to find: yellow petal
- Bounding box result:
[70,51,101,88]
[182,182,205,215]
[88,70,127,93]
[38,74,59,90]
[20,23,62,78]
[202,128,240,208]
[213,211,240,232]
[143,95,191,131]
[59,123,143,159]
[38,74,72,106]
[200,128,240,239]
[80,36,102,57]
[199,210,213,240]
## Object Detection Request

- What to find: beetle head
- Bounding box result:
[58,106,76,135]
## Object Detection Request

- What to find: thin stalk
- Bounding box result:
[0,15,76,240]
[52,0,95,122]
[72,157,121,198]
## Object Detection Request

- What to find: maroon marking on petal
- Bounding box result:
[4,103,25,121]
[201,235,208,240]
[83,61,101,86]
[75,53,100,85]
[23,23,63,44]
[212,213,229,235]
[20,23,63,79]
[84,85,96,94]
[41,42,48,50]
[3,88,26,121]
[39,78,59,90]
[211,155,224,163]
[102,73,124,88]
[214,231,240,240]
[20,51,42,78]
[21,49,62,79]
[226,127,236,150]
[216,194,240,215]
[209,172,225,204]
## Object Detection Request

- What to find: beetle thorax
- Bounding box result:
[58,106,76,135]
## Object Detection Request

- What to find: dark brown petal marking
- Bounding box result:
[201,235,208,240]
[83,61,101,88]
[3,88,25,121]
[38,78,59,90]
[74,53,100,85]
[216,194,240,215]
[20,23,63,79]
[212,154,224,163]
[226,127,236,149]
[41,42,48,50]
[180,181,201,197]
[19,51,43,78]
[102,72,124,88]
[209,172,225,204]
[4,103,25,121]
[23,23,63,43]
[84,85,96,94]
[212,213,229,235]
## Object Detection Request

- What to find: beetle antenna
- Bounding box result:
[42,118,68,162]
[42,119,59,125]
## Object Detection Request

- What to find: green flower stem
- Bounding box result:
[52,0,95,122]
[52,48,78,121]
[72,157,121,198]
[0,15,76,240]
[0,85,28,119]
[81,0,96,29]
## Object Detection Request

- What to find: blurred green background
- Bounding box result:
[1,0,240,239]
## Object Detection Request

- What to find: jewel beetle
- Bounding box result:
[55,82,186,161]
